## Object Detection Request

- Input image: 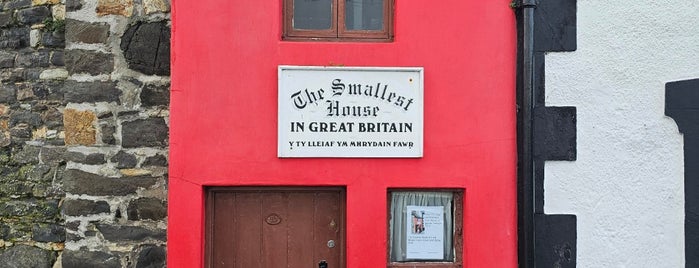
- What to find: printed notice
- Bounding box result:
[405,206,444,260]
[278,66,424,158]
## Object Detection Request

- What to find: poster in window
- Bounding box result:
[405,205,444,259]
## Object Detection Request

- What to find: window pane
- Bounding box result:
[294,0,332,30]
[345,0,384,30]
[389,191,454,262]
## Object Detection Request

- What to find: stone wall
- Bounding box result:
[0,0,170,266]
[0,0,68,266]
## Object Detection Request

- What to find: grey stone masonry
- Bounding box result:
[0,0,170,267]
[0,0,68,265]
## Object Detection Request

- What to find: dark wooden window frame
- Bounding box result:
[283,0,394,41]
[205,186,347,268]
[387,189,464,268]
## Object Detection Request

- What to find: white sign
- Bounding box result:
[278,66,423,158]
[405,206,444,260]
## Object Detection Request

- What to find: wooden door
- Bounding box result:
[207,188,345,268]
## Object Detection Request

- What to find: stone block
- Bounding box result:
[10,110,43,127]
[17,83,37,101]
[96,0,133,17]
[0,70,21,83]
[5,0,32,10]
[0,39,21,49]
[63,109,96,145]
[32,126,48,140]
[111,150,136,168]
[62,249,120,268]
[65,232,79,242]
[41,31,65,48]
[62,80,121,104]
[0,28,30,49]
[533,106,577,161]
[38,146,65,165]
[28,70,42,81]
[0,84,17,103]
[144,0,169,14]
[96,224,165,242]
[100,123,116,145]
[0,245,55,268]
[0,12,11,28]
[65,49,114,75]
[15,51,50,68]
[0,105,9,116]
[127,197,166,220]
[62,199,110,216]
[65,151,106,165]
[98,112,114,119]
[0,181,33,197]
[0,224,9,239]
[0,51,15,68]
[535,0,577,52]
[18,83,44,100]
[143,154,167,166]
[50,51,63,66]
[38,81,64,101]
[134,244,166,268]
[63,169,158,196]
[66,19,109,44]
[10,124,32,140]
[0,199,59,219]
[2,224,31,241]
[119,168,150,176]
[32,0,60,6]
[30,29,40,47]
[45,138,64,146]
[65,221,79,231]
[27,163,51,181]
[41,107,62,128]
[140,83,169,106]
[16,6,50,25]
[14,145,40,164]
[32,223,64,242]
[66,0,83,11]
[39,68,68,80]
[52,4,65,20]
[121,21,170,75]
[122,118,167,148]
[86,153,107,164]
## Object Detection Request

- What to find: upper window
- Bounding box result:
[283,0,393,41]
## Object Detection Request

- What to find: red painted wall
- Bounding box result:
[169,0,517,267]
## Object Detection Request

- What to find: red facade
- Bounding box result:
[169,0,517,266]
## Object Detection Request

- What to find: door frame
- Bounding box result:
[205,186,347,268]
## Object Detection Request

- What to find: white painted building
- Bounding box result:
[543,1,698,267]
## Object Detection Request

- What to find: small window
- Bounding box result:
[283,0,393,41]
[388,190,463,267]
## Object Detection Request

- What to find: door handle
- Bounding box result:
[318,260,328,268]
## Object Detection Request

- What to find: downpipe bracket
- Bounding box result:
[512,0,537,9]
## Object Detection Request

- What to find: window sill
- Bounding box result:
[282,36,393,43]
[388,262,462,268]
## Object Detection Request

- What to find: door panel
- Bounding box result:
[313,192,341,267]
[207,188,345,268]
[233,193,263,268]
[261,193,288,268]
[287,192,316,267]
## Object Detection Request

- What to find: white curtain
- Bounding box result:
[389,191,454,262]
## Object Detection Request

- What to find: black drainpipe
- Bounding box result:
[516,0,578,267]
[516,0,537,267]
